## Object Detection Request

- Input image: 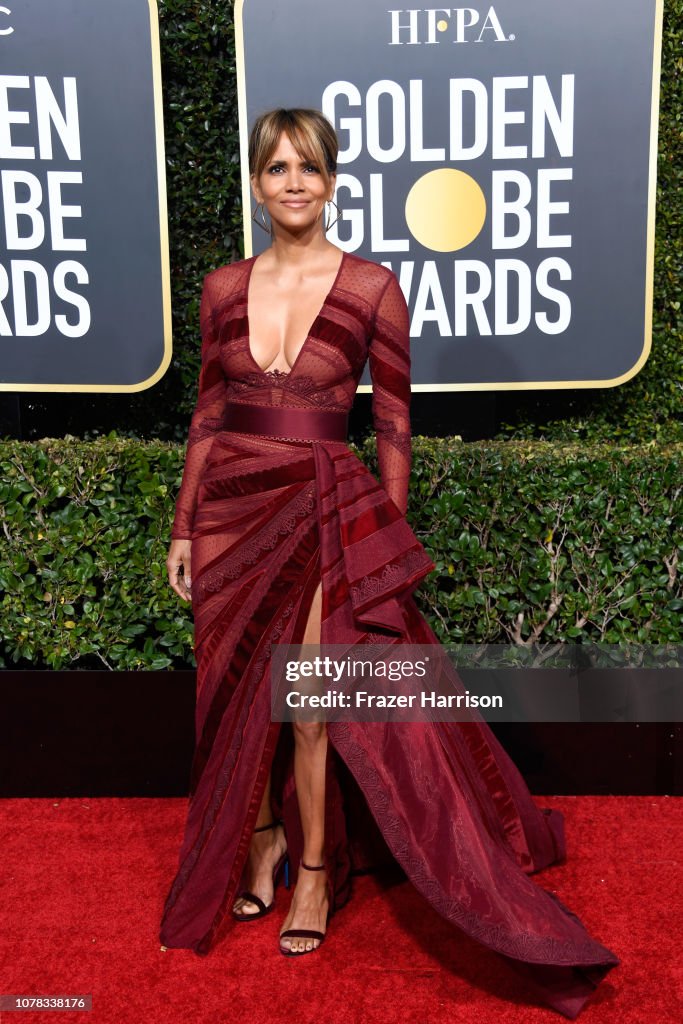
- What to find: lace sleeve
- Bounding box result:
[170,274,227,540]
[368,271,412,517]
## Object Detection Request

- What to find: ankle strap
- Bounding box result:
[300,858,325,870]
[253,818,283,833]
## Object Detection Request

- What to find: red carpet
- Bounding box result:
[1,796,681,1023]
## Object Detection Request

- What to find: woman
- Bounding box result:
[160,108,619,1016]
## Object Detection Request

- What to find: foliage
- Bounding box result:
[0,437,680,668]
[2,3,681,668]
[156,0,243,438]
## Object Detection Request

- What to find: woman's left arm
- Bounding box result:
[368,271,412,517]
[170,273,228,540]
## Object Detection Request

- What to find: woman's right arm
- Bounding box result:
[167,273,228,602]
[368,271,412,517]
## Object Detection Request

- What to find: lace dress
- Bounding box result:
[159,251,619,1018]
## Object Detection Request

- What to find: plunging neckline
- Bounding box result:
[243,248,346,376]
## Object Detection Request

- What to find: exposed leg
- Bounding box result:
[231,760,287,916]
[279,580,330,953]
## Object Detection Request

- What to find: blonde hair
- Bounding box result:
[248,108,338,190]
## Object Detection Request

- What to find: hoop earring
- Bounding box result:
[325,198,341,232]
[251,202,271,236]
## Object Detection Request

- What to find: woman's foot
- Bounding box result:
[232,821,287,917]
[279,860,330,953]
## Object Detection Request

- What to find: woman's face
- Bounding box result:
[251,131,336,238]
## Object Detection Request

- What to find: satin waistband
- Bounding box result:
[222,401,349,442]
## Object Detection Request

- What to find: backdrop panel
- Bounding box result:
[0,0,170,392]
[237,0,663,393]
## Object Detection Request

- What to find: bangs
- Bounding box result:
[249,108,338,188]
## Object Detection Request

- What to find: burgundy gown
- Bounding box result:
[159,250,619,1018]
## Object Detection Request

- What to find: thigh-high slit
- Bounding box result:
[160,427,619,1020]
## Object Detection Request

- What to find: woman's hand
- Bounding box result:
[167,539,192,602]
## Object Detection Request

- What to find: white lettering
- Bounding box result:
[491,170,532,249]
[495,260,532,335]
[537,168,572,248]
[454,260,492,335]
[0,76,33,158]
[329,173,364,250]
[47,172,86,251]
[492,77,528,159]
[34,77,81,161]
[409,80,446,160]
[369,174,409,251]
[388,9,419,45]
[412,260,452,336]
[366,80,405,162]
[0,6,13,35]
[322,81,363,163]
[532,75,574,158]
[53,261,90,337]
[449,78,488,160]
[454,8,479,43]
[535,258,572,333]
[2,170,44,247]
[10,260,51,336]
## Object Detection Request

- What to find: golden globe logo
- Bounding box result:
[388,7,514,45]
[323,75,574,337]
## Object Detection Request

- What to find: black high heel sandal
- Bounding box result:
[231,818,290,922]
[279,858,331,956]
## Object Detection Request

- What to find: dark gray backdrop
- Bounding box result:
[239,0,661,390]
[0,0,168,389]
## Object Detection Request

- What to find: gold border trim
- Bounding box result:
[1,0,172,392]
[236,0,664,394]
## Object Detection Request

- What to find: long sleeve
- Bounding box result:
[368,272,412,517]
[170,274,228,540]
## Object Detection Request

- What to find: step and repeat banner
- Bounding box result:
[237,0,663,393]
[0,0,170,392]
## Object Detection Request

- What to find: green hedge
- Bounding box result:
[158,0,241,437]
[1,4,680,668]
[0,437,680,668]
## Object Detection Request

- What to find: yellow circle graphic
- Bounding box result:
[405,168,487,252]
[436,19,448,31]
